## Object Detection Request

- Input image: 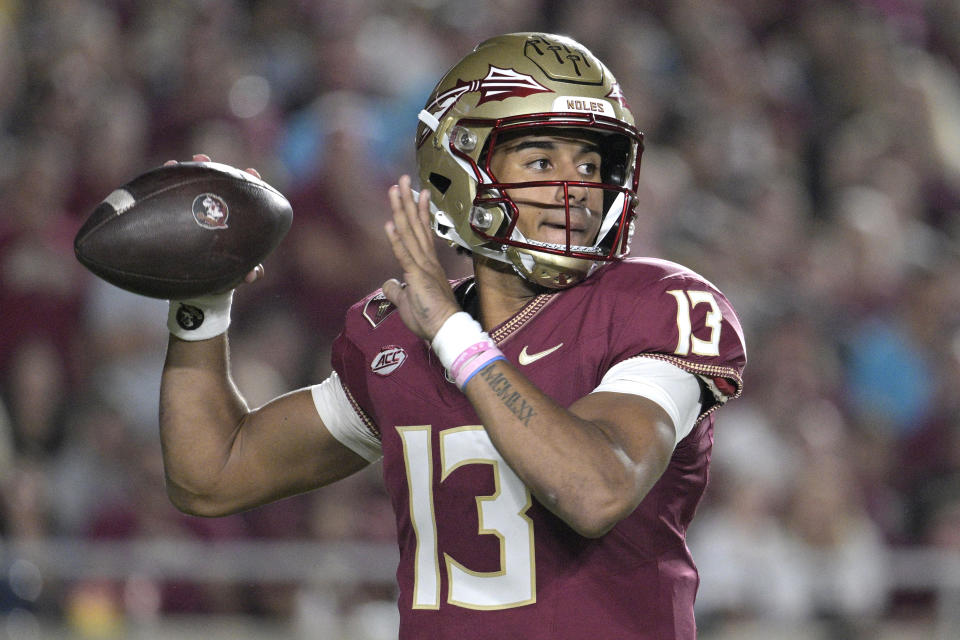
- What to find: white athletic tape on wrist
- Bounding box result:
[430,311,491,371]
[167,291,234,341]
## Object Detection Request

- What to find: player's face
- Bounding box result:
[487,131,605,247]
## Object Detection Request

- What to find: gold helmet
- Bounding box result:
[416,32,644,289]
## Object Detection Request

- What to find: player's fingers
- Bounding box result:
[381,277,406,305]
[390,178,418,233]
[398,176,433,255]
[388,184,428,269]
[384,219,418,272]
[167,153,211,166]
[394,178,441,272]
[243,263,264,284]
[244,167,262,179]
[415,189,440,262]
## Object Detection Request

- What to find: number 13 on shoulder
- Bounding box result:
[668,289,722,357]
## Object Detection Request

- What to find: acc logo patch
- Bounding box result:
[371,345,407,376]
[192,193,229,229]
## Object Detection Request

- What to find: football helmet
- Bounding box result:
[416,32,644,289]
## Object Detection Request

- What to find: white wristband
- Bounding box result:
[430,311,491,371]
[168,291,234,341]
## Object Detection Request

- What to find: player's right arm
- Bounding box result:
[159,333,369,517]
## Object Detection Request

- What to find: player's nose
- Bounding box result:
[553,163,589,204]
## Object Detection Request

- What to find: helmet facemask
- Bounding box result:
[447,116,641,288]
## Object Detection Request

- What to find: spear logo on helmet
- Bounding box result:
[417,66,551,147]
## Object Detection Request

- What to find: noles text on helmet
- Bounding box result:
[415,32,644,289]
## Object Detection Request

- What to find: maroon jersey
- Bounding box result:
[331,258,746,639]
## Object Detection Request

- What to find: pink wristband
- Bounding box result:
[449,340,496,381]
[456,348,506,390]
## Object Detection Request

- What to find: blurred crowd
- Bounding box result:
[2,0,960,637]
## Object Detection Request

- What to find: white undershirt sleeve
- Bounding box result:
[310,371,383,462]
[591,357,703,447]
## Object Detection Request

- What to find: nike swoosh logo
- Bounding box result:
[518,343,564,365]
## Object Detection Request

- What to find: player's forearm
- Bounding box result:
[463,359,668,537]
[159,334,251,514]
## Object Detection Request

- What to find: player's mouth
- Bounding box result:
[536,208,596,246]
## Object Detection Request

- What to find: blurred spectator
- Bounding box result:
[0,131,86,386]
[783,453,888,637]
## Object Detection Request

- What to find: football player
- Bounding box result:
[160,33,746,639]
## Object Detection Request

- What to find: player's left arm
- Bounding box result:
[382,175,684,538]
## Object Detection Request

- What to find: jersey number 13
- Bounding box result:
[397,425,536,610]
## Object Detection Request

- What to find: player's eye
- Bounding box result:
[525,158,550,171]
[578,162,599,177]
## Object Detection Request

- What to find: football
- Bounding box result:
[74,161,293,299]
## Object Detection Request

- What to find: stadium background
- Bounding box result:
[2,0,960,638]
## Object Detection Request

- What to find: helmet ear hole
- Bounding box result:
[429,172,452,194]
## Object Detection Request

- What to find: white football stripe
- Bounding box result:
[103,189,136,214]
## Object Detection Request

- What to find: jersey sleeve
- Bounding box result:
[592,357,703,445]
[310,371,383,462]
[329,308,383,447]
[605,259,747,421]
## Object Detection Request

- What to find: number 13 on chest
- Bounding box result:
[397,425,537,610]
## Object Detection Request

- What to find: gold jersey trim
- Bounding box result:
[490,293,559,344]
[342,382,381,441]
[630,353,744,423]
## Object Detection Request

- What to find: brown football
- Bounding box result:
[74,161,292,299]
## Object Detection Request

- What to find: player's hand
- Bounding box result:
[382,175,460,341]
[164,154,265,285]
